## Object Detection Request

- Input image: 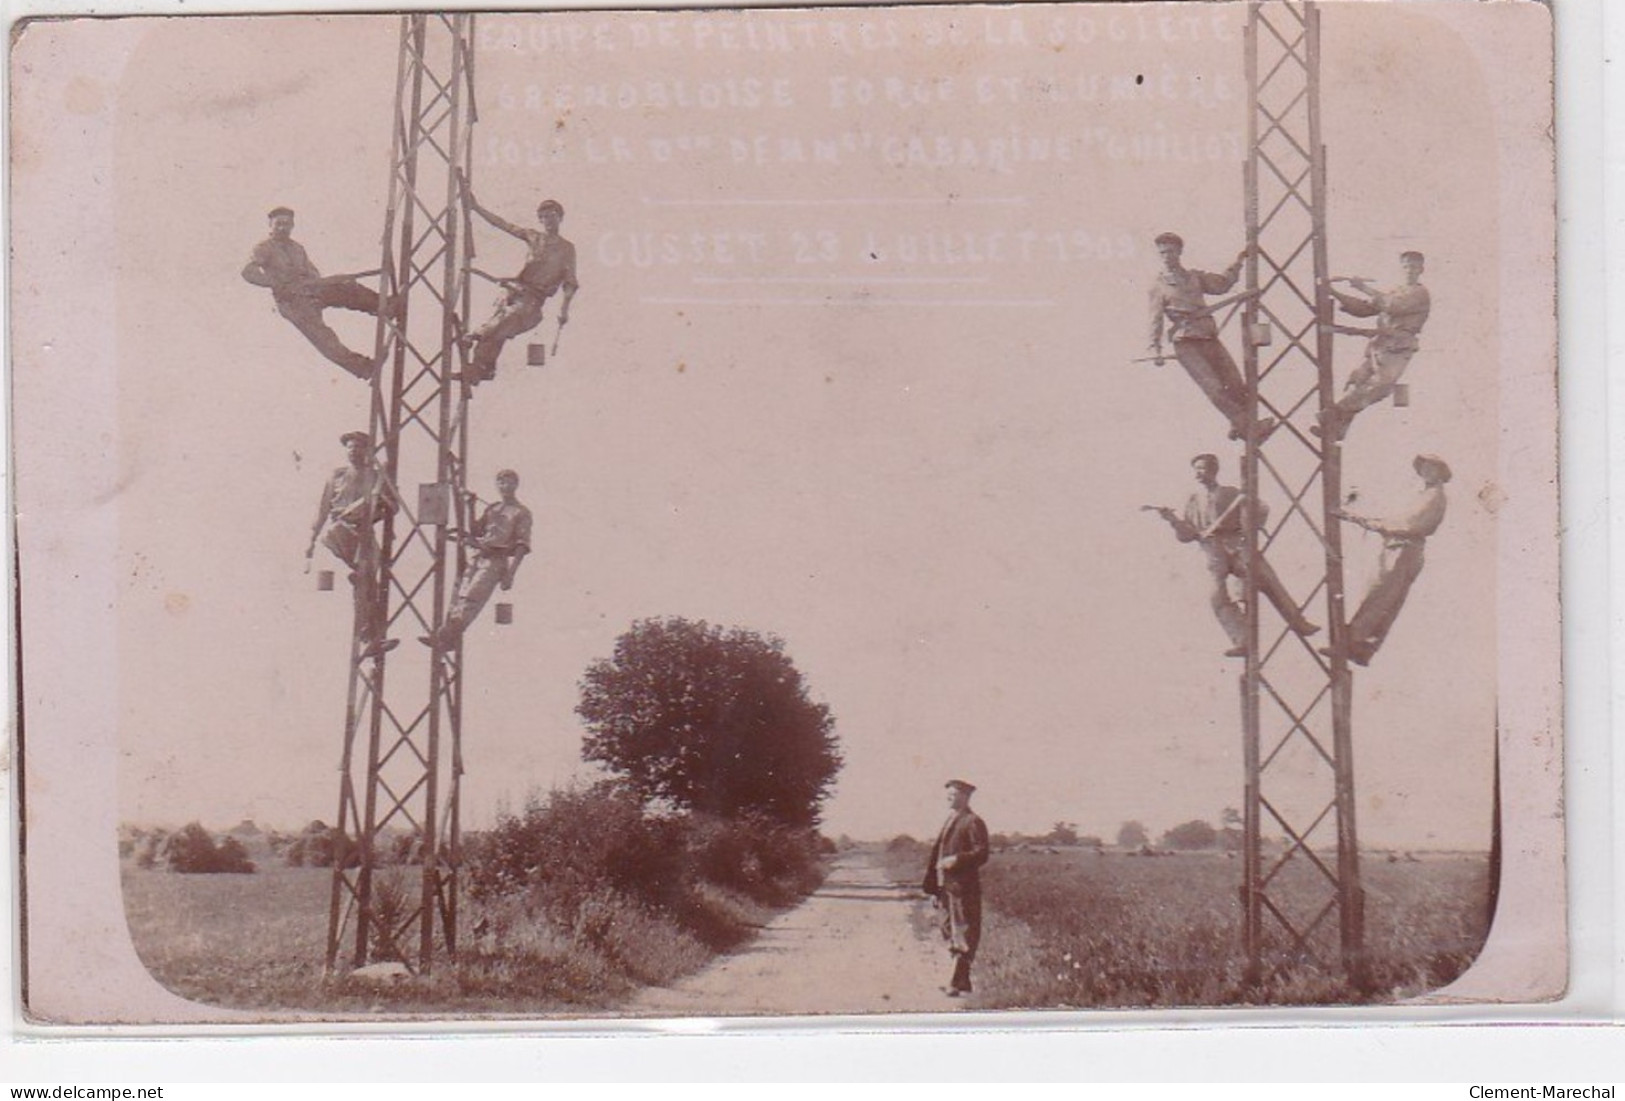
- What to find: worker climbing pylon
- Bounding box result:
[459,172,579,383]
[242,206,392,380]
[308,430,399,659]
[1314,251,1432,443]
[1146,231,1276,443]
[1324,453,1451,666]
[421,468,533,651]
[1145,453,1321,657]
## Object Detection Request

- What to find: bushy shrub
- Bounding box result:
[686,812,823,906]
[463,779,829,1007]
[284,820,358,869]
[468,781,689,924]
[163,822,255,874]
[469,784,828,935]
[215,836,256,873]
[1160,819,1219,850]
[369,870,413,962]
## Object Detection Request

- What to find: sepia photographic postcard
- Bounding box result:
[9,0,1568,1029]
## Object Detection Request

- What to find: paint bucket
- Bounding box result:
[317,569,335,592]
[527,343,547,367]
[495,602,513,625]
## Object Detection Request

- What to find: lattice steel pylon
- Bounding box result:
[326,13,480,976]
[1238,0,1365,987]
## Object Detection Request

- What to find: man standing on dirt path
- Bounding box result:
[922,779,990,998]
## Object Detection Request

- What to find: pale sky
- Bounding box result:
[11,3,1554,850]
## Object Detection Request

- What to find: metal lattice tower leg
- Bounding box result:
[1241,0,1365,987]
[326,13,479,977]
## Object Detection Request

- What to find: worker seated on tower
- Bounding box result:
[420,469,533,651]
[1146,453,1319,657]
[1314,251,1432,444]
[243,207,391,381]
[308,431,399,659]
[459,172,579,383]
[1146,232,1275,444]
[1322,453,1450,666]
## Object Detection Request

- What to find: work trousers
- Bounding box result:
[1336,339,1417,416]
[1204,540,1314,643]
[469,291,546,379]
[324,522,384,645]
[276,280,380,378]
[1173,338,1251,433]
[939,878,982,992]
[1345,541,1426,662]
[440,553,509,643]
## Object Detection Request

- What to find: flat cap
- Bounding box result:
[1413,453,1452,483]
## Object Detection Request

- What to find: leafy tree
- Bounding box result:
[1044,821,1080,846]
[578,617,842,827]
[1161,819,1219,850]
[1116,820,1149,849]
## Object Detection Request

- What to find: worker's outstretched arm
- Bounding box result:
[459,171,529,240]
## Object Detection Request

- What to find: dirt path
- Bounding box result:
[628,849,969,1017]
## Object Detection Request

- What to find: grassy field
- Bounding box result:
[121,797,827,1016]
[122,863,348,1013]
[120,862,768,1016]
[123,843,1490,1015]
[879,844,1492,1009]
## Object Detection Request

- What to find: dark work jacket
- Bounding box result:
[922,809,990,897]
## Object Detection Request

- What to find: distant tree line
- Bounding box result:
[889,816,1247,854]
[121,819,426,873]
[988,822,1106,850]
